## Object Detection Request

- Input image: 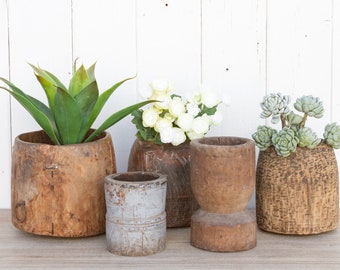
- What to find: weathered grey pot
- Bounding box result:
[104,171,167,256]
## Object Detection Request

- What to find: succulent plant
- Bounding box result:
[298,127,321,149]
[323,122,340,149]
[0,61,154,145]
[271,127,299,157]
[252,126,277,151]
[294,95,324,118]
[254,93,340,157]
[260,93,290,124]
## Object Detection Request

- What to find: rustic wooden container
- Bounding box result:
[11,130,116,237]
[128,139,198,228]
[105,172,167,256]
[256,144,339,235]
[190,137,256,252]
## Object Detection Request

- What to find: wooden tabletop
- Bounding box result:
[1,209,339,270]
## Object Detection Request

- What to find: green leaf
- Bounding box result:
[86,76,135,132]
[74,81,99,142]
[69,64,92,97]
[53,87,83,144]
[0,85,60,145]
[29,64,67,90]
[85,100,155,142]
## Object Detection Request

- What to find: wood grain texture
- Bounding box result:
[1,209,340,270]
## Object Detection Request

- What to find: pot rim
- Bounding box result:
[105,171,167,185]
[190,136,254,148]
[15,129,110,147]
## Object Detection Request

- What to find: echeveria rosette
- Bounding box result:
[271,127,300,157]
[294,95,324,118]
[260,93,291,124]
[323,122,340,149]
[252,125,277,151]
[298,127,321,149]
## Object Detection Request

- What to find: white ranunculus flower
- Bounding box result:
[210,110,223,125]
[171,127,187,146]
[164,112,176,122]
[142,107,159,127]
[192,115,210,135]
[155,118,173,133]
[150,78,170,94]
[201,91,219,108]
[151,93,172,110]
[186,102,200,116]
[176,113,194,132]
[169,97,186,117]
[186,130,204,140]
[159,127,174,144]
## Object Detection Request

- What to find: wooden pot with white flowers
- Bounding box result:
[128,79,224,228]
[0,61,153,237]
[253,93,340,235]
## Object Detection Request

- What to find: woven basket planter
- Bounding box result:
[256,143,339,235]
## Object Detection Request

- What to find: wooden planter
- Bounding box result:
[105,172,167,256]
[256,144,339,235]
[190,137,256,252]
[127,139,198,228]
[11,130,116,237]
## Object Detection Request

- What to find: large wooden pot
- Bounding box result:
[256,144,339,235]
[11,130,116,237]
[128,139,198,228]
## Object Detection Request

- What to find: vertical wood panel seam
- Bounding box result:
[5,0,13,144]
[330,0,334,121]
[71,0,74,68]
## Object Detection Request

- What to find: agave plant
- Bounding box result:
[0,61,154,145]
[252,93,340,157]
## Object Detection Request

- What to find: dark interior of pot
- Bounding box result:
[199,137,248,146]
[114,172,160,182]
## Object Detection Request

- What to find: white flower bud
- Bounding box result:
[192,115,210,135]
[187,130,204,140]
[171,127,187,146]
[155,118,173,133]
[201,91,219,108]
[142,107,159,127]
[160,127,174,144]
[169,97,185,117]
[186,102,200,116]
[176,113,194,132]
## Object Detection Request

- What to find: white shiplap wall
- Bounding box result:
[1,0,340,209]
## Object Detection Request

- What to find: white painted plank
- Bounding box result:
[332,0,340,190]
[266,0,333,136]
[72,0,137,172]
[136,0,201,98]
[0,0,11,208]
[8,0,72,137]
[201,0,267,139]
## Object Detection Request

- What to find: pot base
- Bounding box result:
[190,209,256,252]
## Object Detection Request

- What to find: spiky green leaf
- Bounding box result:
[69,64,92,97]
[85,100,155,142]
[54,87,83,144]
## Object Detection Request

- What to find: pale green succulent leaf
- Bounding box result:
[85,100,155,142]
[286,111,303,126]
[54,87,83,144]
